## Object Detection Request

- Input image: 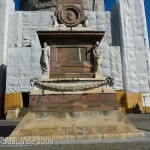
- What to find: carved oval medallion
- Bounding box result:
[58,5,82,27]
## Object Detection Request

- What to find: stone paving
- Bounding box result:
[0,141,150,150]
[126,114,150,131]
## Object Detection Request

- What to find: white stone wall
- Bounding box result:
[96,0,105,12]
[30,35,42,80]
[110,46,123,90]
[104,12,112,46]
[8,11,55,47]
[82,0,105,12]
[0,0,14,65]
[112,0,150,93]
[6,36,42,93]
[0,0,15,96]
[8,11,107,48]
[8,12,23,47]
[6,47,32,92]
[100,12,123,90]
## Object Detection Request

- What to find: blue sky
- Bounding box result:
[144,0,150,45]
[15,0,150,45]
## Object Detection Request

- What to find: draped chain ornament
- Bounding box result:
[30,77,113,92]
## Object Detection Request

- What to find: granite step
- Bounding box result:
[50,73,95,78]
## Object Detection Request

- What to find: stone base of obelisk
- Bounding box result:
[6,110,143,141]
[6,78,144,141]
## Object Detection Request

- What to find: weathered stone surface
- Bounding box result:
[29,93,118,112]
[7,110,143,141]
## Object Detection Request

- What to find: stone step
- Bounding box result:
[61,61,84,67]
[60,61,92,68]
[50,73,95,78]
[60,66,84,73]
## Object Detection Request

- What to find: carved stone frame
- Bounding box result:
[57,5,85,27]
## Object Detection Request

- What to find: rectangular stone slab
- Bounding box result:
[29,93,118,112]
